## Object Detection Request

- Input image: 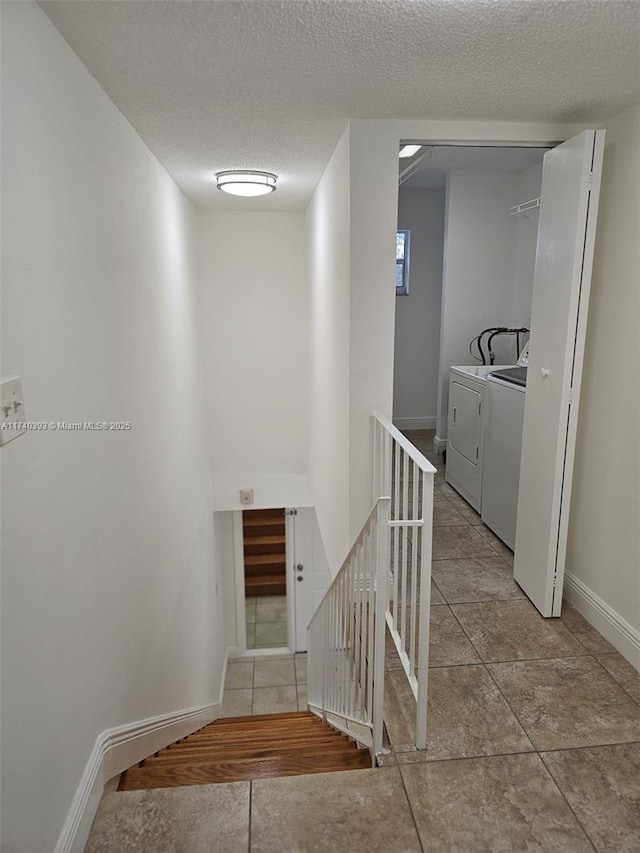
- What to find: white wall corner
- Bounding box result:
[564,571,640,669]
[55,648,232,853]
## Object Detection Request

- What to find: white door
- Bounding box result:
[286,507,332,651]
[514,130,605,617]
[449,381,482,463]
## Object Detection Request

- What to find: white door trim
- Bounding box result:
[232,510,247,656]
[285,508,297,652]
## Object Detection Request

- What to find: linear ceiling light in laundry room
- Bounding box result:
[399,144,422,158]
[216,170,277,197]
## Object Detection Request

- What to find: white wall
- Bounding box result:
[198,212,310,511]
[393,189,446,429]
[565,104,640,664]
[348,122,399,537]
[307,121,399,558]
[1,5,225,851]
[436,170,520,438]
[306,128,352,570]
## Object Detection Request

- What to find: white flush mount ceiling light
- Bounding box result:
[216,170,277,197]
[399,144,422,158]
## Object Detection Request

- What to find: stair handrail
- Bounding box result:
[372,411,436,750]
[307,497,391,758]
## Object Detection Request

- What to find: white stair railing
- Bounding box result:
[372,412,436,750]
[307,497,390,759]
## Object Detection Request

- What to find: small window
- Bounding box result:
[396,230,410,295]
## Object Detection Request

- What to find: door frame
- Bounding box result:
[395,137,558,455]
[233,509,296,657]
[232,510,248,656]
[396,134,587,614]
[285,508,297,652]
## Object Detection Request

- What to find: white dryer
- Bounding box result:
[445,366,496,511]
[481,367,527,551]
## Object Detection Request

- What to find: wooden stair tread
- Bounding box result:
[243,520,285,533]
[118,710,371,790]
[244,526,285,538]
[159,729,336,755]
[119,748,371,789]
[157,732,343,753]
[166,723,326,749]
[244,553,287,566]
[243,564,286,578]
[158,728,338,755]
[203,720,325,733]
[147,739,351,765]
[243,535,286,554]
[209,711,314,725]
[243,508,284,517]
[243,514,285,524]
[244,577,286,596]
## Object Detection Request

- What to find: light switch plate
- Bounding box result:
[0,377,26,446]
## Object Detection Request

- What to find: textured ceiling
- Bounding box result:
[40,0,640,210]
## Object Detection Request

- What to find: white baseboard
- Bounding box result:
[433,435,447,454]
[564,572,640,669]
[392,416,436,431]
[56,647,233,853]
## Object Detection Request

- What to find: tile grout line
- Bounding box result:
[248,779,253,853]
[429,652,594,668]
[427,561,640,759]
[395,765,426,853]
[251,655,256,715]
[439,536,604,665]
[400,747,544,765]
[431,594,528,605]
[537,751,599,852]
[591,655,640,709]
[478,652,539,754]
[479,652,630,760]
[384,650,600,676]
[537,739,640,755]
[447,602,539,754]
[555,613,601,656]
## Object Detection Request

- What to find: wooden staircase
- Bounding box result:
[243,508,286,596]
[117,712,371,790]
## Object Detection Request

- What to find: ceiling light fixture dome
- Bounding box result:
[216,170,277,197]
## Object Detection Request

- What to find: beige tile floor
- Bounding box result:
[222,653,308,717]
[245,594,288,650]
[86,430,640,852]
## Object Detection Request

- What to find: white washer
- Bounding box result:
[445,366,496,511]
[481,368,527,551]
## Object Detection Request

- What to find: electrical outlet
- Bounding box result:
[240,488,254,506]
[0,378,26,446]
